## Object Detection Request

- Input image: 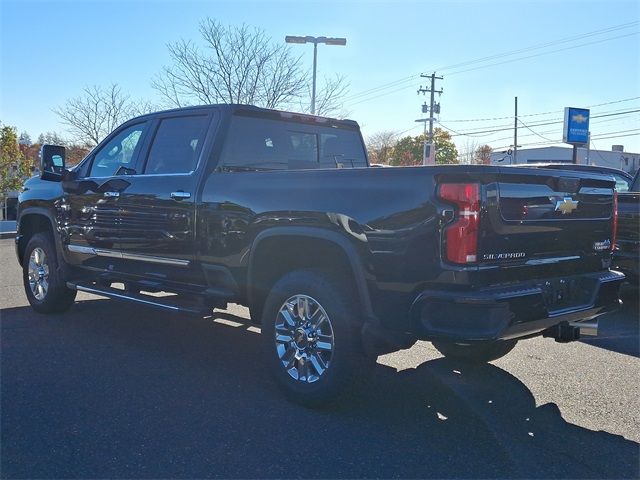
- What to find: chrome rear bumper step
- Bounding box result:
[67,282,208,315]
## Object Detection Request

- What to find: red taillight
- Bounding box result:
[438,183,480,264]
[612,191,618,251]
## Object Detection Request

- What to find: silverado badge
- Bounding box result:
[555,197,579,215]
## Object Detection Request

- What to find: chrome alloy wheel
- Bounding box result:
[28,247,50,301]
[274,295,335,384]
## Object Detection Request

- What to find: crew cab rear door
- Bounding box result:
[114,111,216,283]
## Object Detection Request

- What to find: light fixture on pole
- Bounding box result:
[285,35,347,115]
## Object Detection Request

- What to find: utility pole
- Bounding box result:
[513,96,518,164]
[417,72,443,165]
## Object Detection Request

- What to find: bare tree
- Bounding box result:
[129,99,158,118]
[459,139,479,164]
[153,19,310,109]
[303,74,350,118]
[366,130,398,164]
[37,131,67,145]
[18,131,32,146]
[54,84,147,146]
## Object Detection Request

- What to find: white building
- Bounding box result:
[490,145,639,175]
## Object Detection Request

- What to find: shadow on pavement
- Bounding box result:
[1,299,638,479]
[580,285,639,357]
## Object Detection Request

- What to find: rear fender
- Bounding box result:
[247,226,376,323]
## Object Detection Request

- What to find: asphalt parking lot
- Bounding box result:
[1,238,639,479]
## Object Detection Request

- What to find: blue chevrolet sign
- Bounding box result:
[563,107,590,145]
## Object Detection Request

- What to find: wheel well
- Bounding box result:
[18,214,54,262]
[249,236,360,322]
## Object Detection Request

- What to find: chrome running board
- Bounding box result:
[67,281,206,314]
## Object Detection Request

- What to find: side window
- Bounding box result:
[89,123,147,177]
[144,115,209,175]
[220,115,367,170]
[220,116,288,169]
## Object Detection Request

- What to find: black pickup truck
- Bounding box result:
[16,105,623,406]
[614,170,640,283]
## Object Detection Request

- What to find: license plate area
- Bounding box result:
[538,277,595,312]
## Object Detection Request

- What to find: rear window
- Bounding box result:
[220,115,367,170]
[612,174,631,193]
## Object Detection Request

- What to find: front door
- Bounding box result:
[63,121,150,271]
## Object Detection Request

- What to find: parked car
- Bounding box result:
[614,169,639,284]
[15,105,623,407]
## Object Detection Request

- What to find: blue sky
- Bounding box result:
[1,0,639,155]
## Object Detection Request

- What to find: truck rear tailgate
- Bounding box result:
[478,167,615,269]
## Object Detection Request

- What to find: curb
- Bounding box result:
[0,232,17,240]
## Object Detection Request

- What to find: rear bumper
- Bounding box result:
[613,250,639,283]
[410,270,624,342]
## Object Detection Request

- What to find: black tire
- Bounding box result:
[261,269,374,408]
[22,232,76,314]
[432,339,517,364]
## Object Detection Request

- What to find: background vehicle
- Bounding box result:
[16,105,623,406]
[527,163,634,192]
[526,163,637,285]
[614,170,640,284]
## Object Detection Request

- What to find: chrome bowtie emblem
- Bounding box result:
[555,197,579,215]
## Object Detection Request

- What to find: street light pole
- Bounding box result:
[311,41,318,115]
[285,35,346,115]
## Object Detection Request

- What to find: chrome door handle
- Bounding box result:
[103,191,119,198]
[170,191,191,200]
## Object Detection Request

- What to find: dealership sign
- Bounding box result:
[563,107,590,145]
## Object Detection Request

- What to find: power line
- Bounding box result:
[454,124,640,155]
[433,21,639,74]
[491,129,640,150]
[343,22,639,106]
[348,84,417,107]
[389,107,638,148]
[439,113,639,151]
[342,75,417,102]
[440,96,640,123]
[457,113,640,146]
[517,119,556,142]
[477,111,639,142]
[590,139,609,163]
[442,109,640,137]
[591,131,640,141]
[591,128,640,138]
[445,32,638,77]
